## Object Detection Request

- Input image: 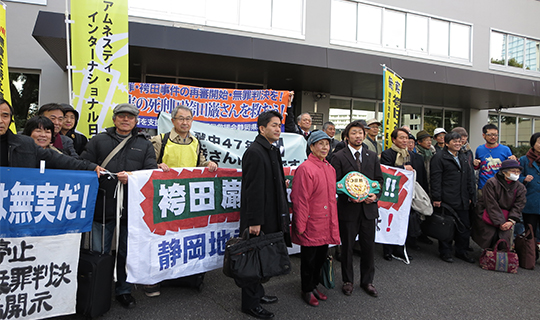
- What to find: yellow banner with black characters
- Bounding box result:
[71,0,129,138]
[382,66,404,150]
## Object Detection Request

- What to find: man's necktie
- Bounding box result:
[355,151,361,171]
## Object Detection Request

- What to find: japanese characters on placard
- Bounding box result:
[0,168,98,238]
[129,82,292,130]
[382,66,404,150]
[71,0,129,137]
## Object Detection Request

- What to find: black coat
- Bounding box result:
[330,146,383,221]
[81,127,157,221]
[430,147,474,211]
[380,148,429,191]
[2,130,96,170]
[240,134,292,246]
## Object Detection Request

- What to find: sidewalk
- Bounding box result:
[56,241,540,320]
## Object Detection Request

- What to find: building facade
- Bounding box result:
[7,0,540,150]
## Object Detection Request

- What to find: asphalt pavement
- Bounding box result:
[54,240,540,320]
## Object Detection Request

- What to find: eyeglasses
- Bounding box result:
[116,113,136,120]
[485,133,498,137]
[174,117,193,122]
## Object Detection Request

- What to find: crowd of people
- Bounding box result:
[1,102,538,319]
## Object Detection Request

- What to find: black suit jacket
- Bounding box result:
[331,146,383,221]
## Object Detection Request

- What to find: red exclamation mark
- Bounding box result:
[386,214,393,232]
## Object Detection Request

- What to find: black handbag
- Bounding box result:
[223,230,291,283]
[421,203,465,242]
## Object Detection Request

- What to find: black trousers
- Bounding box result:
[339,213,375,286]
[300,245,328,293]
[439,209,471,256]
[241,281,265,310]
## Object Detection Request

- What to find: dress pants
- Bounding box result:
[339,211,375,286]
[300,245,328,293]
[241,281,265,310]
[439,208,471,256]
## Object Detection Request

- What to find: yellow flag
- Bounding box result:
[382,67,404,150]
[71,0,128,137]
[0,2,15,133]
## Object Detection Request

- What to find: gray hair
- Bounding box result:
[322,121,335,131]
[171,105,193,118]
[297,112,311,123]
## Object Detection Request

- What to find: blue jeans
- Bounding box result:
[92,220,131,296]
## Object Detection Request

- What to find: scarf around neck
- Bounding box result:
[526,148,540,167]
[391,144,410,167]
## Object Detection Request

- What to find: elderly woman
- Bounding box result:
[519,132,540,243]
[291,130,340,307]
[473,159,527,249]
[22,116,62,153]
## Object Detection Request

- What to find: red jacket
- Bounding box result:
[291,154,340,246]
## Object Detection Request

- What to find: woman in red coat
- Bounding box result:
[291,130,341,307]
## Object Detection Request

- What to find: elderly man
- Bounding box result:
[37,103,79,158]
[322,121,339,152]
[145,105,217,297]
[0,99,100,172]
[330,120,383,298]
[364,118,382,156]
[239,110,292,319]
[297,112,312,139]
[151,105,217,172]
[81,103,158,309]
[433,128,447,153]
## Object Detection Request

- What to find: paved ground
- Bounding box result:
[54,240,540,320]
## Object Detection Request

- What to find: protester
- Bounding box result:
[407,132,416,152]
[433,128,446,153]
[364,118,382,156]
[291,130,340,307]
[146,104,217,297]
[474,124,516,194]
[519,133,540,244]
[472,160,526,249]
[330,120,383,298]
[322,121,339,152]
[60,103,88,155]
[430,132,475,263]
[416,130,435,186]
[0,100,101,172]
[37,103,79,158]
[297,112,312,139]
[380,128,426,261]
[81,103,158,309]
[238,110,292,319]
[22,116,59,152]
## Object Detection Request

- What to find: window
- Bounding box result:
[490,30,540,74]
[443,110,463,132]
[129,0,305,38]
[400,105,422,135]
[518,117,532,146]
[10,71,40,130]
[499,115,516,146]
[330,1,472,64]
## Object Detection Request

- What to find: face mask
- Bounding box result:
[507,173,519,181]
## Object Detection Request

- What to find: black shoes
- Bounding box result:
[440,254,454,263]
[260,295,278,304]
[383,253,393,261]
[242,306,274,319]
[116,294,136,309]
[455,252,475,263]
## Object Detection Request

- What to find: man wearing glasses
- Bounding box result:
[473,123,516,194]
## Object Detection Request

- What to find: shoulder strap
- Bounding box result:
[157,132,170,164]
[101,133,132,168]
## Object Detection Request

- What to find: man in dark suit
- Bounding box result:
[239,110,292,319]
[330,120,383,298]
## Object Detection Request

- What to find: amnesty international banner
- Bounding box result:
[0,167,99,319]
[129,82,292,130]
[381,66,404,150]
[127,167,297,285]
[71,0,129,137]
[375,165,414,246]
[158,112,307,169]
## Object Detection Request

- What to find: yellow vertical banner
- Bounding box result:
[71,0,128,137]
[0,2,15,133]
[382,66,404,150]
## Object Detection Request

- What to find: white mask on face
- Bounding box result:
[507,173,520,181]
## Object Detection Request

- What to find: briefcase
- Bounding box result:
[223,230,291,282]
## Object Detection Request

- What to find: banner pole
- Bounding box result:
[381,64,387,151]
[65,0,73,105]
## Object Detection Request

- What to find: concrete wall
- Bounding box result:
[6,1,69,106]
